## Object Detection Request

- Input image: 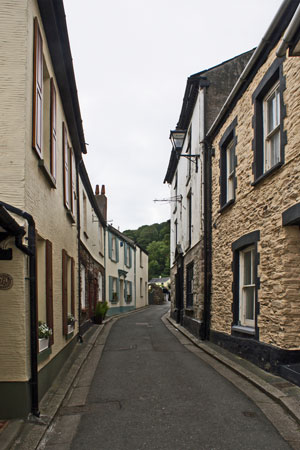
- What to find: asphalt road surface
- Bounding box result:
[43,305,293,450]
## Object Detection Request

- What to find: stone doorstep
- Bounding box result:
[165,314,300,427]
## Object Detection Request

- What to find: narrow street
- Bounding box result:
[40,305,294,450]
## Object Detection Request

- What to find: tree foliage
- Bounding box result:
[123,220,170,280]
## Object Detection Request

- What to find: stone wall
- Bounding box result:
[148,284,164,305]
[211,46,300,350]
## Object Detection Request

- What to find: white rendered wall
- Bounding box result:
[170,88,205,265]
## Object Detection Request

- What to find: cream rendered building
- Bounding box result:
[79,168,105,334]
[135,245,149,309]
[105,225,149,315]
[0,0,87,418]
[106,226,136,315]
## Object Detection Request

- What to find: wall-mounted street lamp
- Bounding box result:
[169,129,200,172]
[169,129,185,149]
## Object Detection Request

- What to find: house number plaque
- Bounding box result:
[0,273,13,290]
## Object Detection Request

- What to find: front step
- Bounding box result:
[280,363,300,387]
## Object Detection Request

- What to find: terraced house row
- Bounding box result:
[0,0,148,419]
[165,0,300,385]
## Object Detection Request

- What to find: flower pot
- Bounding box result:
[68,324,74,334]
[39,337,49,352]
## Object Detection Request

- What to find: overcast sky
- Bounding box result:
[63,0,283,232]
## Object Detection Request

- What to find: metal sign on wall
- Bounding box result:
[0,273,13,290]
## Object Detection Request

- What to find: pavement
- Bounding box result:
[0,304,299,449]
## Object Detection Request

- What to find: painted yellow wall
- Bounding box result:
[0,0,79,381]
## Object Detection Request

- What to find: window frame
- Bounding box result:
[186,127,192,181]
[252,58,286,185]
[231,231,260,338]
[187,190,192,249]
[124,242,132,268]
[36,236,54,348]
[239,246,255,328]
[33,18,43,158]
[263,82,280,172]
[219,117,237,211]
[63,123,76,217]
[80,264,86,310]
[32,19,57,187]
[62,249,75,336]
[186,262,194,308]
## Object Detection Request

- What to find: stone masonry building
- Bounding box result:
[207,0,300,382]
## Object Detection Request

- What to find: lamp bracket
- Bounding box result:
[179,154,200,172]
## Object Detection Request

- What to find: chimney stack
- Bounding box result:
[95,184,107,222]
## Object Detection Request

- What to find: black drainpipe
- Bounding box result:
[77,160,83,342]
[201,139,212,341]
[0,201,39,417]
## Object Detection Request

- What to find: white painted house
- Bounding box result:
[106,226,136,315]
[164,51,254,338]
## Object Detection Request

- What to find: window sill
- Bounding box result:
[109,257,118,263]
[185,244,191,252]
[252,161,283,187]
[185,307,194,316]
[232,325,255,335]
[66,209,76,224]
[219,198,234,214]
[38,160,56,188]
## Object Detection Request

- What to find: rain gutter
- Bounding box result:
[277,3,300,56]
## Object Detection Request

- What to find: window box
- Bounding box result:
[39,337,49,353]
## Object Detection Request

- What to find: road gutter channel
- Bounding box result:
[163,312,300,428]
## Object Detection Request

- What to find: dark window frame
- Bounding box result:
[231,231,260,339]
[219,117,237,211]
[187,189,192,249]
[186,262,194,308]
[252,58,287,185]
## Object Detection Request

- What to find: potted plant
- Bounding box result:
[94,301,109,324]
[67,313,76,334]
[38,321,52,352]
